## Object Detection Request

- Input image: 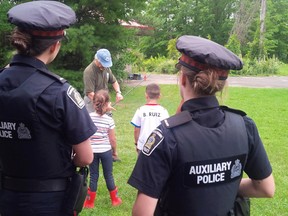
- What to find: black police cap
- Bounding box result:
[8,1,76,38]
[176,35,243,72]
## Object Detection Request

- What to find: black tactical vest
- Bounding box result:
[156,110,248,216]
[0,64,74,179]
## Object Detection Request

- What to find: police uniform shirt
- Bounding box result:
[128,96,272,214]
[0,54,97,178]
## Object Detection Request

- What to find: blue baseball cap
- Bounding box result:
[95,49,113,68]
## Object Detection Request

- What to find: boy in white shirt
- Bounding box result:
[131,83,169,153]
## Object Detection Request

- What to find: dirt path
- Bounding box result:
[125,74,288,88]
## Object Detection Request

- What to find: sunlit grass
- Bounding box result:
[81,84,288,216]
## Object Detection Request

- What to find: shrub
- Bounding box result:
[156,59,178,74]
[230,56,282,76]
[143,56,177,74]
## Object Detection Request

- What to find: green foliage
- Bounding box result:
[226,34,242,56]
[259,0,288,63]
[0,1,14,66]
[52,69,84,94]
[167,38,178,59]
[231,57,282,76]
[121,49,145,74]
[54,25,96,70]
[112,53,130,83]
[143,56,177,74]
[137,0,237,57]
[277,63,288,76]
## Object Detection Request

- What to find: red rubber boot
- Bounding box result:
[83,188,96,208]
[109,187,122,206]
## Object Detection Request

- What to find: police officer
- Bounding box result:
[128,35,275,216]
[0,1,97,216]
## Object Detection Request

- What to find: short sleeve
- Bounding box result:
[107,68,116,84]
[131,108,141,128]
[243,116,272,180]
[83,63,95,94]
[128,126,176,198]
[109,116,115,130]
[55,83,97,144]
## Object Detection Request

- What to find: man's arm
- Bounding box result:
[72,139,93,167]
[132,192,158,216]
[238,174,275,198]
[112,81,123,102]
[87,92,95,101]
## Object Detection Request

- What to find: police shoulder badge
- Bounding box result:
[142,128,164,156]
[67,86,85,109]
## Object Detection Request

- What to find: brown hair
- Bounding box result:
[10,27,60,56]
[181,66,227,96]
[93,89,110,116]
[146,83,160,99]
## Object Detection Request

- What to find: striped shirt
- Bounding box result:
[89,112,115,153]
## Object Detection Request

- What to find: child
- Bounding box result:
[131,83,169,153]
[84,90,122,208]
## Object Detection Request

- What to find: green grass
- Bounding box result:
[80,85,288,216]
[278,64,288,76]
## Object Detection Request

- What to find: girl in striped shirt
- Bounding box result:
[83,90,122,208]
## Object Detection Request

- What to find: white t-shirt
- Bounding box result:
[131,104,169,150]
[89,112,115,153]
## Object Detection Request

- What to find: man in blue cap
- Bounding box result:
[128,35,275,215]
[83,48,124,113]
[0,1,97,215]
[83,48,123,162]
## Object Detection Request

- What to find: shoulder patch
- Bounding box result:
[162,110,192,129]
[220,106,246,116]
[142,128,164,156]
[67,86,85,109]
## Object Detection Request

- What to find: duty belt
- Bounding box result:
[2,176,68,192]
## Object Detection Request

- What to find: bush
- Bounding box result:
[230,56,282,76]
[156,59,178,74]
[53,69,84,94]
[143,56,177,74]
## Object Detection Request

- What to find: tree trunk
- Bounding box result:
[259,0,266,58]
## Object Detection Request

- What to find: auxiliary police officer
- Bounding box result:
[128,35,275,216]
[0,1,97,216]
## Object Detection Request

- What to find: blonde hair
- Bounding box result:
[93,90,110,116]
[181,66,227,96]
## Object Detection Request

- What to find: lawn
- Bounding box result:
[81,84,288,216]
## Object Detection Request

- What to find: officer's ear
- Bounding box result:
[180,70,187,87]
[49,41,60,53]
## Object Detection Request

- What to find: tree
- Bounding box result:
[135,0,239,58]
[0,1,16,66]
[231,0,260,45]
[51,0,144,72]
[259,0,267,58]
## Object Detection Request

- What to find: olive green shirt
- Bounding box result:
[83,61,116,95]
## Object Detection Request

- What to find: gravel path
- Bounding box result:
[125,74,288,88]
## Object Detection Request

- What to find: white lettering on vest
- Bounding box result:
[0,130,12,138]
[189,161,232,175]
[0,122,16,130]
[197,172,225,184]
